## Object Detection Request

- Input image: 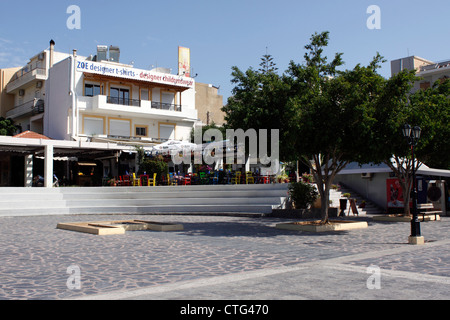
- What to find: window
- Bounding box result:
[135,126,147,137]
[161,91,175,104]
[159,124,175,140]
[110,87,130,105]
[84,117,104,135]
[109,119,131,137]
[84,84,102,97]
[140,88,150,101]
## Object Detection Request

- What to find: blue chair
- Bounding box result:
[211,172,219,185]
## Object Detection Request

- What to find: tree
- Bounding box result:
[0,117,18,136]
[368,74,450,216]
[286,32,391,223]
[222,56,295,163]
[259,53,278,74]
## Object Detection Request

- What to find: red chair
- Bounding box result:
[183,174,191,185]
[121,175,131,186]
[140,174,150,186]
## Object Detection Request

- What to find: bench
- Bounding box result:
[417,203,441,221]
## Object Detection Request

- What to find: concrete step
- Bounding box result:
[0,204,275,217]
[0,184,289,217]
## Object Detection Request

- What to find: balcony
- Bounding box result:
[106,96,141,107]
[79,95,195,120]
[6,99,44,120]
[151,101,182,112]
[6,67,47,93]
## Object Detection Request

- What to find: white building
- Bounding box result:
[44,45,198,145]
[391,55,450,92]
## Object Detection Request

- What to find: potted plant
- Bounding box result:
[359,200,366,208]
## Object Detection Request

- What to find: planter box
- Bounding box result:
[271,208,338,219]
[57,220,184,235]
[275,220,368,232]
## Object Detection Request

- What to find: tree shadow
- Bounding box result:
[173,220,352,238]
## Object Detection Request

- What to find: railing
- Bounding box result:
[10,67,46,82]
[151,101,182,112]
[106,96,141,107]
[6,67,47,93]
[6,99,44,119]
[421,60,450,72]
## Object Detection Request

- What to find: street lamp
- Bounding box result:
[402,124,423,245]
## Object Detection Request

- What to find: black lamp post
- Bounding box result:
[402,124,422,243]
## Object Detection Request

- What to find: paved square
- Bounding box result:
[0,214,448,300]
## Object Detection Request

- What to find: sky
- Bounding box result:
[1,0,450,103]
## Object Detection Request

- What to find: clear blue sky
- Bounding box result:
[1,0,449,102]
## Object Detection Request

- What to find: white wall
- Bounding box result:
[335,172,389,209]
[44,58,71,140]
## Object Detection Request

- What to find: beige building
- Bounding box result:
[0,67,21,118]
[391,56,450,92]
[195,82,225,126]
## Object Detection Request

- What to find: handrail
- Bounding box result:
[106,96,141,107]
[151,101,182,112]
[10,67,46,82]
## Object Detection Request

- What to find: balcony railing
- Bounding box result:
[6,67,47,94]
[106,96,141,107]
[151,101,182,112]
[5,99,44,119]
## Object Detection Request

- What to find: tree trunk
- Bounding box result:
[320,187,330,224]
[401,179,412,216]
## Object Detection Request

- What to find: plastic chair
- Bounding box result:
[148,173,157,186]
[140,174,149,186]
[122,175,131,186]
[231,172,241,184]
[245,172,254,184]
[167,174,177,186]
[199,172,209,185]
[183,174,191,185]
[211,172,219,185]
[132,173,140,186]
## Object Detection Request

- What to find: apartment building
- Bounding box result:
[391,55,450,92]
[43,44,197,146]
[195,82,225,126]
[0,41,70,134]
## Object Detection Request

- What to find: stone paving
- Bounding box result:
[0,213,449,300]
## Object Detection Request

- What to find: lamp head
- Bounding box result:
[402,124,412,138]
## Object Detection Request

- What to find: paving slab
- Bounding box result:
[0,214,448,301]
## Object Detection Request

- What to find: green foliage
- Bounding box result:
[190,122,226,143]
[408,79,450,169]
[259,54,278,74]
[0,117,18,136]
[222,57,294,161]
[289,181,319,209]
[138,156,168,180]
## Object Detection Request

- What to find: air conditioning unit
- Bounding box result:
[19,89,25,96]
[361,173,373,179]
[36,81,43,88]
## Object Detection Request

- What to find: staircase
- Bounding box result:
[0,184,289,217]
[329,184,383,216]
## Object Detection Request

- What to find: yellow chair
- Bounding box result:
[167,174,177,186]
[246,171,254,184]
[149,173,157,186]
[132,173,140,186]
[231,172,241,184]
